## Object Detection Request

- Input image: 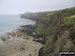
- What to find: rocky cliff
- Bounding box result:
[21,7,75,56]
[20,7,75,56]
[37,7,75,56]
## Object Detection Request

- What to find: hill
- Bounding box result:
[37,7,75,56]
[20,7,75,56]
[21,7,75,56]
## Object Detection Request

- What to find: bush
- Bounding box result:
[1,37,6,41]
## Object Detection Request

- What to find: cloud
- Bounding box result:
[0,0,75,14]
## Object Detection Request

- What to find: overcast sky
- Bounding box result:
[0,0,75,14]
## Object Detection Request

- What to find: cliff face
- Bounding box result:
[36,7,75,56]
[21,7,75,56]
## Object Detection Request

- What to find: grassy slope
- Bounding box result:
[36,7,75,56]
[21,7,75,56]
[21,12,52,21]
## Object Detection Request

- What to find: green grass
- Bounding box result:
[37,22,54,35]
[1,37,6,41]
[36,7,75,56]
[63,15,75,26]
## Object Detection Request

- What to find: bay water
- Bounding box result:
[0,15,35,34]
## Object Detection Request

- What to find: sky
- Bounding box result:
[0,0,75,14]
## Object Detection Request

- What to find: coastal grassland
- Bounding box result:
[36,7,75,56]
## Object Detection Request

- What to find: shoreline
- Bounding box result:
[0,24,43,56]
[0,22,36,39]
[0,23,36,34]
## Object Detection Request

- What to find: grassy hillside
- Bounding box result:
[20,11,53,21]
[36,7,75,56]
[37,7,75,35]
[21,7,75,56]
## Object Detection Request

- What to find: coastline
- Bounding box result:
[0,24,34,44]
[0,23,43,56]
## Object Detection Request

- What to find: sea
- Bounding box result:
[0,15,35,34]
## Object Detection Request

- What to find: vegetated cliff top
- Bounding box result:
[20,7,75,56]
[20,11,54,21]
[35,7,75,56]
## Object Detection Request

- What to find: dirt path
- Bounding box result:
[0,36,43,56]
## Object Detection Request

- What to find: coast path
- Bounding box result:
[0,36,43,56]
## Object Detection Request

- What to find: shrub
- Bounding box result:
[1,37,6,41]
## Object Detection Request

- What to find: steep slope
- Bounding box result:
[36,7,75,56]
[19,7,75,56]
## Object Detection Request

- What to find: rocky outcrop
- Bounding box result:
[18,25,47,44]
